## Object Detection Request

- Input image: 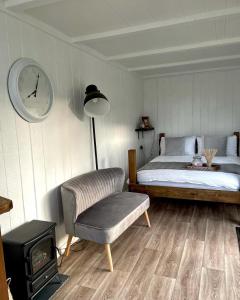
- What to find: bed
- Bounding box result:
[128,132,240,204]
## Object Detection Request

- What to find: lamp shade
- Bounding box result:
[84,85,110,117]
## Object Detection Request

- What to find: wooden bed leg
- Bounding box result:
[128,149,137,185]
[105,244,113,272]
[64,235,73,257]
[144,210,151,228]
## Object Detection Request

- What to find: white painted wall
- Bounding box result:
[0,10,143,246]
[143,69,240,159]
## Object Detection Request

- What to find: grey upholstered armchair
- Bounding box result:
[61,168,150,272]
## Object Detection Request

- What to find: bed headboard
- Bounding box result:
[234,132,240,156]
[159,132,240,156]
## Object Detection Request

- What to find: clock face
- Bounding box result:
[18,66,52,117]
[8,58,53,122]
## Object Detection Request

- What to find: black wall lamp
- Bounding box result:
[84,84,110,170]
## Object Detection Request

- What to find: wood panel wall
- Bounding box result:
[0,10,143,246]
[143,70,240,159]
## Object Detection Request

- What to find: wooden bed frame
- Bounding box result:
[128,132,240,204]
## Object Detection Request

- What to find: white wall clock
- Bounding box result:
[8,58,53,122]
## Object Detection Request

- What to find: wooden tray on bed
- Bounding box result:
[186,163,220,171]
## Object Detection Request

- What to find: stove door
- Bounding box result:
[27,235,57,277]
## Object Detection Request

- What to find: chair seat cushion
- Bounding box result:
[74,192,149,244]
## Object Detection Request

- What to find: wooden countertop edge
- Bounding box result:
[0,197,13,215]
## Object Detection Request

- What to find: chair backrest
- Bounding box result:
[61,168,125,219]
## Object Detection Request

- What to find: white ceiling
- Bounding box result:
[4,0,240,77]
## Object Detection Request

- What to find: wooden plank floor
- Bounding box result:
[54,199,240,300]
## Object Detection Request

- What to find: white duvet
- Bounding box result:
[137,156,240,191]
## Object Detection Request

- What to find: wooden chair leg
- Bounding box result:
[144,210,151,228]
[105,244,113,272]
[64,235,73,257]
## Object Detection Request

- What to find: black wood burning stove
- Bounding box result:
[3,220,58,300]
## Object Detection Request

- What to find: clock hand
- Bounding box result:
[34,74,40,98]
[27,90,36,98]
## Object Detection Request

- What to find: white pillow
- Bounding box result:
[185,136,196,155]
[160,136,196,156]
[197,136,203,155]
[160,137,166,155]
[226,135,237,156]
[197,135,237,156]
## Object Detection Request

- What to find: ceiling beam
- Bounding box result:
[72,7,240,43]
[143,65,240,79]
[107,37,240,61]
[128,54,240,71]
[0,4,119,67]
[4,0,63,11]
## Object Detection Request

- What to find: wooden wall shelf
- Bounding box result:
[0,197,13,215]
[135,127,154,139]
[0,196,13,300]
